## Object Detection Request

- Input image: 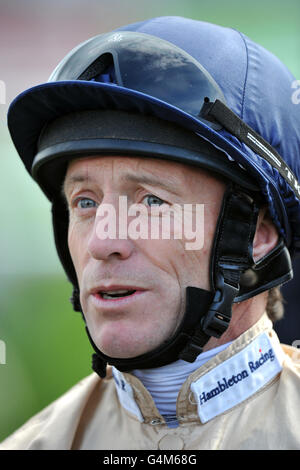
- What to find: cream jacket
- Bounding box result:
[1,314,300,450]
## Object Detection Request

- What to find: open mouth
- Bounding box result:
[100,289,137,300]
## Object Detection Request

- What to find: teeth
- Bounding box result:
[101,289,136,299]
[102,289,132,295]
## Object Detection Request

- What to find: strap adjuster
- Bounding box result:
[201,273,239,338]
[179,273,239,363]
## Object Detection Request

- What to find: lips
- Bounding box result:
[89,284,147,306]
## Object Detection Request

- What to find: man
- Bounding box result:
[1,16,300,450]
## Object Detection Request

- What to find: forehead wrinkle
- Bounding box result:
[62,156,189,199]
[120,158,183,194]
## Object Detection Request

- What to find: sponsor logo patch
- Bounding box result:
[191,332,284,423]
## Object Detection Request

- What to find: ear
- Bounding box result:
[253,207,279,262]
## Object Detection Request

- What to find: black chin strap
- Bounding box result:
[70,184,292,378]
[178,186,259,362]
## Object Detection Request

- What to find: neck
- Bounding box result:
[203,292,267,352]
[129,340,231,427]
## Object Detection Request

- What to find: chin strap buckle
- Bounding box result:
[179,272,239,363]
[201,272,239,338]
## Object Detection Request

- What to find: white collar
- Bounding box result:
[114,341,232,427]
[112,315,285,425]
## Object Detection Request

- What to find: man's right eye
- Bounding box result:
[74,197,97,209]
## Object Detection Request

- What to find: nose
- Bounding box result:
[87,197,134,261]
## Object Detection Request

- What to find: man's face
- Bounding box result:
[63,156,226,358]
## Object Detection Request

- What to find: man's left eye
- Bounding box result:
[76,198,97,209]
[142,195,165,207]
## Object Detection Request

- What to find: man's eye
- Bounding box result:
[142,194,165,207]
[75,198,97,209]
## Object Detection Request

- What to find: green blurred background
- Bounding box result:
[0,0,299,442]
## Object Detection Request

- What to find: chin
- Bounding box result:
[99,344,150,359]
[104,337,161,358]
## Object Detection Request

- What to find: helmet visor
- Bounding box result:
[49,31,226,127]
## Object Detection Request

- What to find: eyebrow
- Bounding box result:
[61,171,179,199]
[125,174,179,194]
[62,175,87,198]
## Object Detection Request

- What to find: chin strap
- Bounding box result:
[71,184,292,378]
[178,186,259,362]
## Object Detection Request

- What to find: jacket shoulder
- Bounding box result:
[0,372,102,450]
[281,343,300,370]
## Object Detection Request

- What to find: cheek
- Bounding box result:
[67,219,90,282]
[137,235,207,293]
[164,203,220,290]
